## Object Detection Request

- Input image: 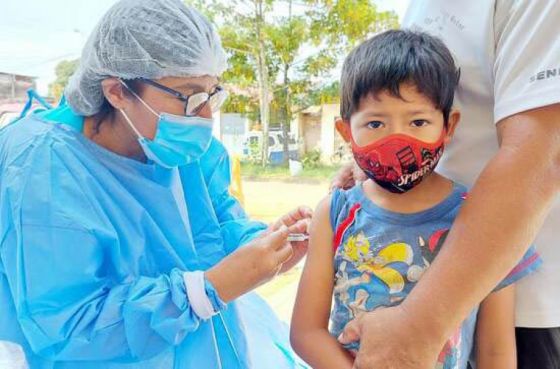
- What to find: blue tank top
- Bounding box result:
[329,182,541,368]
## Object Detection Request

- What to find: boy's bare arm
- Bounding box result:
[290,195,354,369]
[476,285,517,369]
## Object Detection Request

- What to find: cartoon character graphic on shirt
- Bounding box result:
[338,226,462,366]
[420,228,450,264]
[436,328,462,369]
[339,231,414,295]
[356,242,414,294]
[334,260,372,308]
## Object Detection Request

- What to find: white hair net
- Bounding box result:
[65,0,228,116]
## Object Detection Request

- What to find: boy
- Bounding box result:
[290,30,540,369]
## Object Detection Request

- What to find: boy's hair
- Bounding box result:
[340,29,460,124]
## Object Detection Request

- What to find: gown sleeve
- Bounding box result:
[0,124,224,361]
[199,138,267,254]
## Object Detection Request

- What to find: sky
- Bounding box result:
[0,0,410,95]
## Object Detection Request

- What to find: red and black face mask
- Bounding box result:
[350,131,446,194]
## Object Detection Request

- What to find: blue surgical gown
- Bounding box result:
[0,102,306,369]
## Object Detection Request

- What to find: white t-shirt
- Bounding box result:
[403,0,560,328]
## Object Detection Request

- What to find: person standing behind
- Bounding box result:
[292,29,540,369]
[332,2,560,368]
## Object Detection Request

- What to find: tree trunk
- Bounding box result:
[254,0,270,167]
[281,65,291,165]
[281,0,293,165]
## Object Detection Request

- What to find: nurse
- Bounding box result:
[0,0,311,368]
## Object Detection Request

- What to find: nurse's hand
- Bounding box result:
[268,206,313,274]
[205,225,295,303]
[330,161,367,191]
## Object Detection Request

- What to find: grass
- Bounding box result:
[240,162,340,182]
[256,266,303,300]
[240,177,331,321]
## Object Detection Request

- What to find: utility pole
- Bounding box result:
[254,0,270,167]
[281,0,293,165]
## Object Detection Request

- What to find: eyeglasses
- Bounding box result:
[137,78,228,117]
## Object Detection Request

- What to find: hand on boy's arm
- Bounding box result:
[290,197,354,369]
[341,104,560,368]
[330,162,367,192]
[338,287,517,369]
[339,305,444,369]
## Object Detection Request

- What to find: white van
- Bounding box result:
[242,130,299,164]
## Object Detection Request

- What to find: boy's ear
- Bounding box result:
[444,109,461,144]
[335,118,352,142]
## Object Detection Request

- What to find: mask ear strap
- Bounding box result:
[118,79,160,117]
[119,108,143,139]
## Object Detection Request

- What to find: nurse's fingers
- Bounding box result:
[264,224,290,250]
[275,242,294,265]
[271,206,314,231]
[295,206,314,219]
[288,219,311,235]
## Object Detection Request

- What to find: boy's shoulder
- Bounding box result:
[453,181,471,206]
[331,181,469,208]
[433,181,470,212]
[452,181,470,201]
[329,185,362,212]
[330,184,365,206]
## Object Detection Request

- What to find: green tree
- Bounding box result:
[306,0,399,48]
[266,0,308,163]
[185,0,398,166]
[254,0,273,166]
[272,0,398,163]
[49,59,79,100]
[189,0,278,166]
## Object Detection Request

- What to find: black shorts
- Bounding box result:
[466,327,560,369]
[516,327,560,369]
